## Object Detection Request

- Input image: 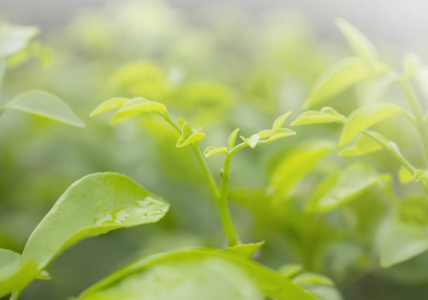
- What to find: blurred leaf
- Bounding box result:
[340,133,382,156]
[4,90,85,127]
[272,111,292,131]
[204,146,228,158]
[225,242,265,258]
[362,72,400,104]
[340,102,404,146]
[291,107,346,126]
[0,249,37,298]
[110,97,167,125]
[380,222,428,268]
[176,122,205,148]
[292,273,334,286]
[22,172,169,272]
[8,41,53,68]
[270,141,334,204]
[335,18,378,64]
[399,166,414,183]
[398,196,428,227]
[278,264,303,279]
[90,98,129,116]
[305,57,385,107]
[228,128,240,149]
[306,164,385,212]
[0,23,39,57]
[78,248,316,300]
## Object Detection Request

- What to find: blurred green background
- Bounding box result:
[1,1,428,299]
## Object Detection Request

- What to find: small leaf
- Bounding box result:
[272,111,292,131]
[5,90,85,127]
[305,57,386,107]
[228,128,240,150]
[22,172,169,272]
[380,222,428,268]
[204,146,228,158]
[340,133,382,156]
[278,264,303,279]
[0,23,39,57]
[266,128,296,143]
[224,242,265,258]
[398,166,414,184]
[0,249,37,297]
[291,108,346,126]
[243,134,260,149]
[110,97,168,125]
[306,164,385,212]
[90,98,129,117]
[340,103,404,146]
[176,122,205,148]
[293,273,334,286]
[335,18,378,64]
[78,248,316,300]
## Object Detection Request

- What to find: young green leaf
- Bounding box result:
[335,18,378,64]
[278,264,303,279]
[22,172,169,272]
[291,107,346,126]
[266,128,296,143]
[340,102,404,146]
[339,133,383,156]
[306,164,385,212]
[292,273,334,286]
[270,141,334,204]
[272,111,292,131]
[0,250,37,298]
[90,98,129,117]
[4,90,85,127]
[78,248,316,300]
[228,128,240,150]
[224,242,265,258]
[110,97,168,125]
[204,146,228,158]
[398,166,414,183]
[380,222,428,268]
[305,57,385,107]
[0,23,39,58]
[176,122,205,148]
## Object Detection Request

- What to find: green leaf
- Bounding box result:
[8,41,53,68]
[380,222,428,268]
[22,172,169,272]
[4,90,85,127]
[78,248,316,300]
[0,23,39,58]
[340,102,404,146]
[228,128,240,150]
[398,166,414,183]
[225,242,265,258]
[272,111,292,131]
[398,196,428,227]
[90,98,129,117]
[291,107,346,126]
[270,141,334,204]
[293,273,334,286]
[335,18,378,64]
[110,97,168,125]
[204,146,228,158]
[278,264,303,279]
[176,122,205,148]
[339,133,383,156]
[0,249,37,298]
[306,164,385,212]
[362,72,400,104]
[305,57,386,107]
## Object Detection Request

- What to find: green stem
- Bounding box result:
[162,114,240,245]
[399,79,428,166]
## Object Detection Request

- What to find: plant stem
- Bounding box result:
[399,79,428,166]
[162,114,240,245]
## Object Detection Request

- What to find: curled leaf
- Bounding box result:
[228,128,240,150]
[204,146,228,158]
[110,97,168,125]
[176,122,205,148]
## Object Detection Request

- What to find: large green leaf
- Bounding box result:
[380,222,428,268]
[340,102,404,146]
[0,23,39,58]
[0,249,37,297]
[306,164,385,212]
[335,18,378,64]
[78,248,316,300]
[269,141,334,204]
[22,172,169,272]
[305,57,385,107]
[4,90,85,127]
